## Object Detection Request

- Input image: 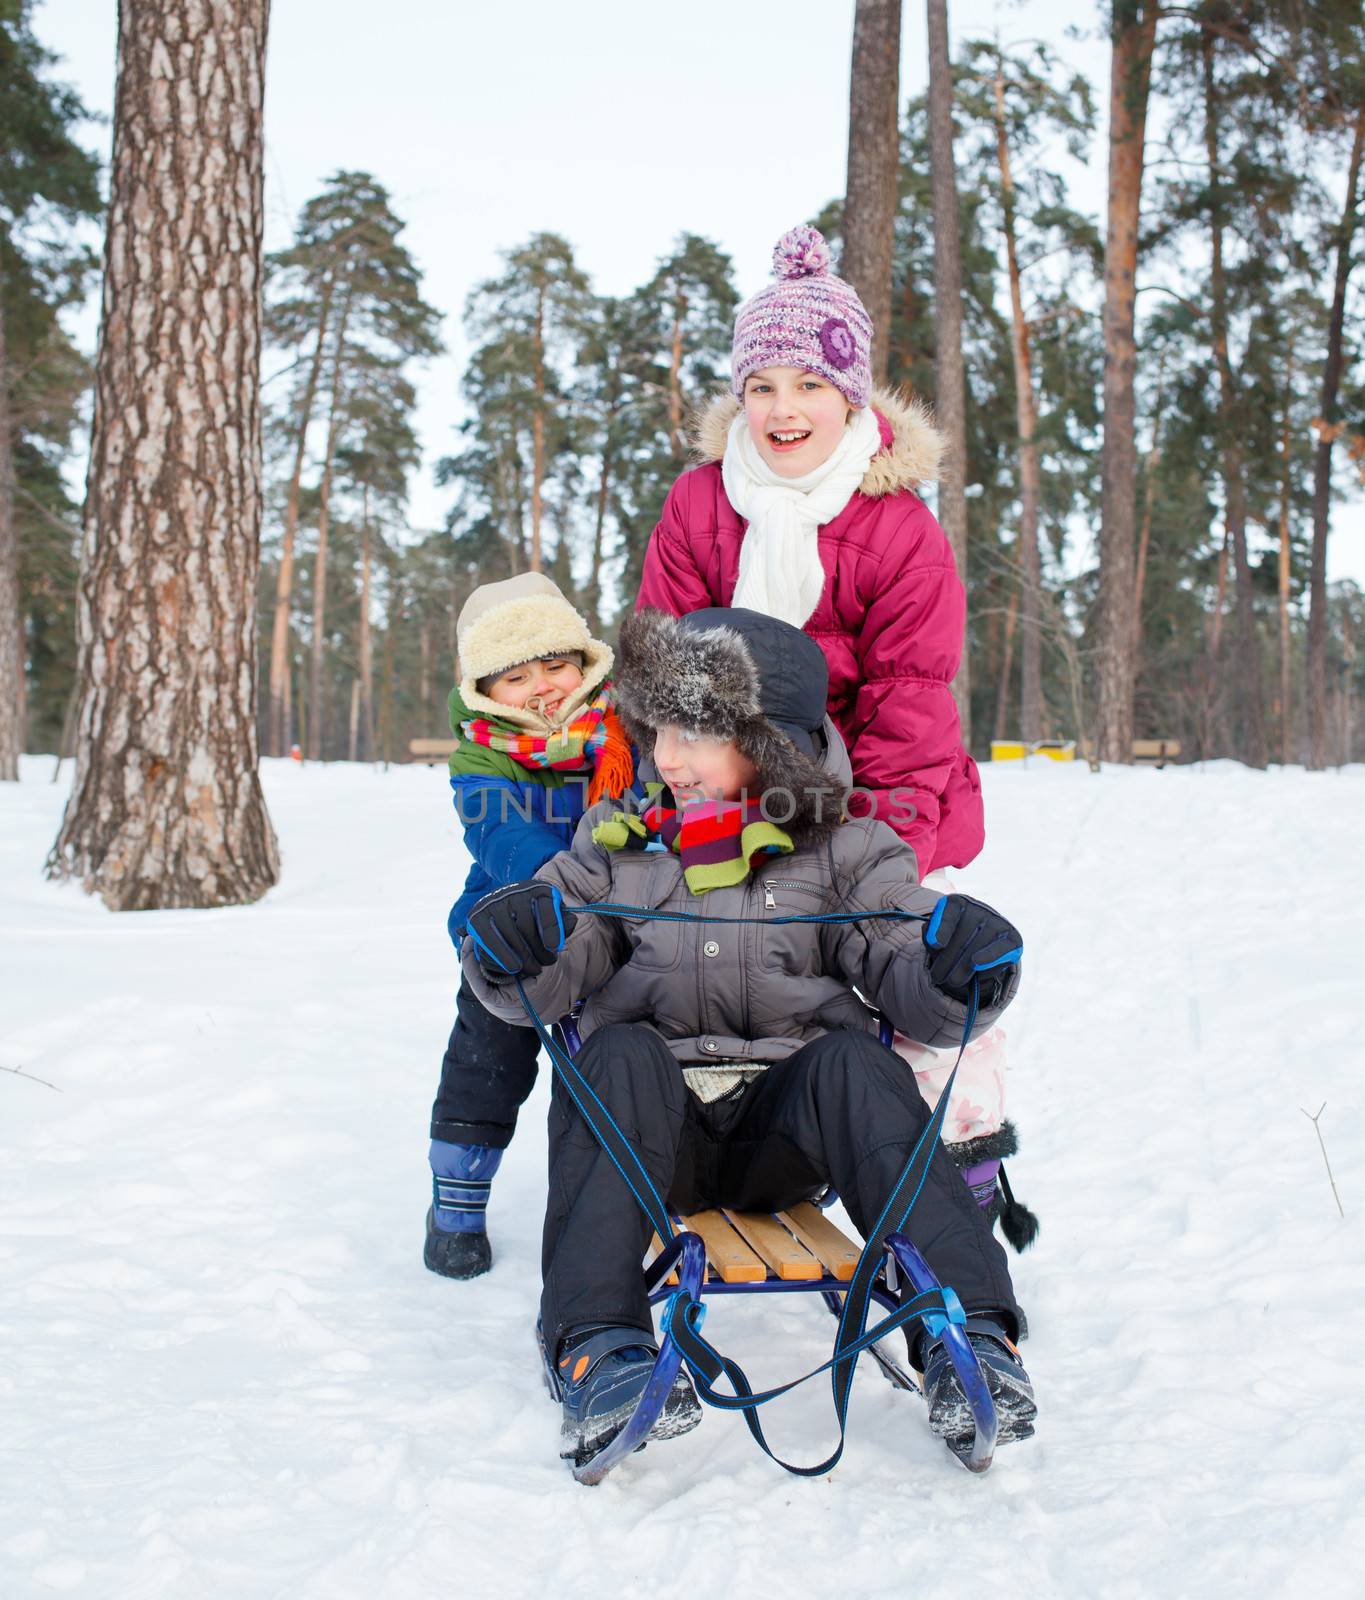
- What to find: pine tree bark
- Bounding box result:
[265,280,331,757]
[48,0,278,909]
[358,485,374,762]
[305,297,352,761]
[667,292,687,459]
[926,0,972,744]
[1308,104,1365,769]
[1201,28,1265,768]
[992,65,1042,744]
[993,586,1018,744]
[0,288,24,781]
[1097,0,1157,763]
[843,0,902,386]
[1278,355,1294,765]
[530,284,545,572]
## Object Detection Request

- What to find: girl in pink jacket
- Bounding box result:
[638,223,982,879]
[637,224,1036,1251]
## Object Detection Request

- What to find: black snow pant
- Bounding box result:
[429,973,540,1150]
[540,1023,1021,1354]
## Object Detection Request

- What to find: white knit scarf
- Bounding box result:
[721,405,881,628]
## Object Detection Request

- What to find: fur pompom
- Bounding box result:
[772,224,831,280]
[998,1162,1040,1253]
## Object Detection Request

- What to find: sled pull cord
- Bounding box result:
[508,901,982,1478]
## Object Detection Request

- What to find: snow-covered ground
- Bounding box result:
[3,754,1363,1599]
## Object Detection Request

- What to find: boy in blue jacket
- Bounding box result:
[425,573,633,1279]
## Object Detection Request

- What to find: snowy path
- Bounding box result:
[3,756,1363,1598]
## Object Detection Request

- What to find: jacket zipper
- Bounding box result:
[763,878,826,909]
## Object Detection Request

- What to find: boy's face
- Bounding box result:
[653,724,760,806]
[485,656,584,717]
[743,366,853,479]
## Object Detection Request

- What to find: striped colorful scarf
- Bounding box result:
[593,795,793,895]
[460,689,632,806]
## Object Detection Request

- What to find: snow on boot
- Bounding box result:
[917,1315,1037,1457]
[555,1325,701,1470]
[424,1140,502,1280]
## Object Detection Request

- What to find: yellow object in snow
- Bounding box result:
[990,739,1076,762]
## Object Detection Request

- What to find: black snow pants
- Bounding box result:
[429,973,540,1149]
[540,1023,1021,1353]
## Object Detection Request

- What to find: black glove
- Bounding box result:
[466,881,576,984]
[924,893,1022,1004]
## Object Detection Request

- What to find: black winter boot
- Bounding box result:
[423,1206,492,1279]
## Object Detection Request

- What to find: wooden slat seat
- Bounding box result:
[723,1209,821,1279]
[779,1202,860,1282]
[649,1205,861,1286]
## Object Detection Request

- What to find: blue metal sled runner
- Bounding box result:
[529,1004,1000,1487]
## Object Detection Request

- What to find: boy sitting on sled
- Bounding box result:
[461,606,1037,1470]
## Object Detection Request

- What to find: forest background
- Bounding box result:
[9,0,1365,783]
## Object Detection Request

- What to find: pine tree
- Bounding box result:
[957,39,1097,744]
[926,0,973,742]
[0,0,100,779]
[47,0,276,909]
[262,172,441,759]
[843,0,902,384]
[1097,0,1159,763]
[333,353,419,761]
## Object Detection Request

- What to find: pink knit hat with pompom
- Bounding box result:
[730,225,874,408]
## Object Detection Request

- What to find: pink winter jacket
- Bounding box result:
[636,386,984,878]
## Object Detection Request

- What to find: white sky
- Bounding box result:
[34,0,1365,585]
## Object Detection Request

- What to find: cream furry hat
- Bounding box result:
[455,572,613,729]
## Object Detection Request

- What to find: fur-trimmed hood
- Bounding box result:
[616,608,849,850]
[454,571,613,736]
[690,384,944,497]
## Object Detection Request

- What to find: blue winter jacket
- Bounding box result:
[447,770,594,944]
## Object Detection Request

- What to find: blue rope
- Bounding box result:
[506,897,981,1477]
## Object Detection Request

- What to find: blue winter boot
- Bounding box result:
[916,1314,1037,1457]
[555,1325,702,1469]
[424,1140,503,1280]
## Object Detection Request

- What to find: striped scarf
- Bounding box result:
[593,795,793,895]
[460,689,633,806]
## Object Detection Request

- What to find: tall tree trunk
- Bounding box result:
[419,621,431,730]
[47,0,277,909]
[1201,28,1265,768]
[265,280,332,757]
[1308,104,1365,769]
[926,0,972,744]
[1278,350,1295,764]
[294,646,306,761]
[667,294,687,459]
[843,0,902,386]
[993,587,1019,744]
[1132,353,1165,682]
[992,64,1042,745]
[589,407,618,635]
[358,485,374,762]
[305,298,352,761]
[347,677,359,762]
[1097,0,1158,763]
[379,558,398,766]
[0,287,23,780]
[531,284,545,572]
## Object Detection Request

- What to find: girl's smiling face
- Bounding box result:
[652,725,759,806]
[485,656,583,718]
[743,366,854,478]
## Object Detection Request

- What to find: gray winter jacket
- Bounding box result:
[462,726,1017,1063]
